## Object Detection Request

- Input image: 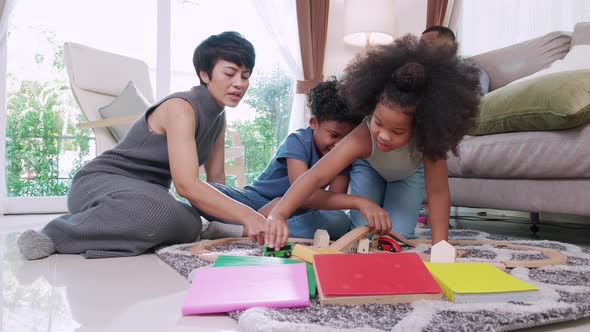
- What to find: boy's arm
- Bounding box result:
[327,175,349,194]
[286,158,354,210]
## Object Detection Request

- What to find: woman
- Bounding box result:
[18,31,267,259]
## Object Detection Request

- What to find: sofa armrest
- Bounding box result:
[76,115,139,129]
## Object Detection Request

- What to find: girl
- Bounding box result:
[18,32,268,259]
[264,35,481,249]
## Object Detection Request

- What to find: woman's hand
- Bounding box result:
[357,198,391,235]
[264,215,290,249]
[242,213,267,245]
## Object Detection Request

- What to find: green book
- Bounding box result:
[213,255,317,298]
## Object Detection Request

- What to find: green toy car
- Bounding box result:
[263,242,294,258]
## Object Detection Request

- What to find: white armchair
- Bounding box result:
[63,42,247,187]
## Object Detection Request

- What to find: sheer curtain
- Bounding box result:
[0,0,16,214]
[250,0,305,133]
[459,0,590,56]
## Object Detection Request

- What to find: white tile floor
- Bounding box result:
[1,213,589,332]
[1,214,238,332]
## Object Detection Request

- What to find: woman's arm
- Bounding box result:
[423,156,450,245]
[266,124,390,248]
[159,99,266,243]
[204,121,227,184]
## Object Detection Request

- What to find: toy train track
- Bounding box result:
[190,225,567,268]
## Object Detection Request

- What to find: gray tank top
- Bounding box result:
[77,85,225,188]
[365,118,422,181]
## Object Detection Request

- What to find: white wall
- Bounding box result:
[324,0,427,77]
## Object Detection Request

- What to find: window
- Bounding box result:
[170,0,296,183]
[458,0,590,56]
[2,0,297,212]
[3,0,157,212]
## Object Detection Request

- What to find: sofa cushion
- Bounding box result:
[571,21,590,48]
[509,45,590,86]
[448,124,590,179]
[470,69,590,136]
[98,81,150,141]
[468,31,571,91]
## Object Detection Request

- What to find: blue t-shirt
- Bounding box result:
[246,127,349,199]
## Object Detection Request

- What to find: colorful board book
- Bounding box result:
[425,262,540,303]
[313,252,443,305]
[182,263,309,315]
[213,255,317,298]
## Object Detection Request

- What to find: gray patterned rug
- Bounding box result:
[155,227,590,332]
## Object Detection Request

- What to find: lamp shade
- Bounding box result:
[343,0,395,47]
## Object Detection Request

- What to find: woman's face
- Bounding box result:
[200,59,251,108]
[370,102,414,152]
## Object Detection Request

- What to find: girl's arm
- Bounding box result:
[266,124,390,248]
[203,121,227,184]
[423,156,450,245]
[160,99,266,244]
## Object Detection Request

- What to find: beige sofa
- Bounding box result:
[448,26,590,222]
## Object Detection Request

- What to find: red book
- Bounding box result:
[313,252,442,305]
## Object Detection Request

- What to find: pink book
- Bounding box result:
[182,263,309,315]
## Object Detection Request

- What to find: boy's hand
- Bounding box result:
[265,215,289,249]
[243,213,266,245]
[358,198,391,235]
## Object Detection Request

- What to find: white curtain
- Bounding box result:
[250,0,306,133]
[0,0,16,214]
[459,0,590,56]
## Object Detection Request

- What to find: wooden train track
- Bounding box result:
[190,226,567,268]
[191,237,314,262]
[331,226,566,268]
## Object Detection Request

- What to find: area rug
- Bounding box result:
[155,227,590,332]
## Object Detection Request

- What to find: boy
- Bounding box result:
[200,77,363,239]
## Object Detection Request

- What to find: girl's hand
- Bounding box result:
[265,215,290,249]
[243,213,266,245]
[358,198,391,235]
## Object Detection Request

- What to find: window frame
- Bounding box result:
[0,0,172,214]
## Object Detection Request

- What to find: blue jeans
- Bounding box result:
[202,183,351,239]
[349,159,425,238]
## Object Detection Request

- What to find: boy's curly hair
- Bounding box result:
[338,35,481,161]
[307,77,363,125]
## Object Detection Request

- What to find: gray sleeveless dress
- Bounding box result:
[42,85,225,258]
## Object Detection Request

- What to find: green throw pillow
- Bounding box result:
[470,69,590,135]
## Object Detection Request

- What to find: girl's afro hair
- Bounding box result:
[338,34,482,161]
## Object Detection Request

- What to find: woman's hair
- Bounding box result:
[307,76,363,125]
[339,35,481,161]
[192,31,256,85]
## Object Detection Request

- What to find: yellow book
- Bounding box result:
[425,262,540,303]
